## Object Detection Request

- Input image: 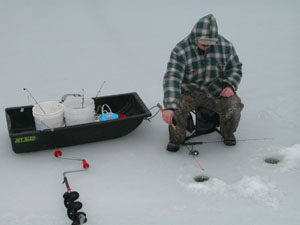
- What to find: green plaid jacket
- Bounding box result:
[163,14,242,109]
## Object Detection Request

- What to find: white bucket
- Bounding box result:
[32,101,64,131]
[63,96,95,126]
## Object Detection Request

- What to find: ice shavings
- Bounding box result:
[278,144,300,172]
[187,177,227,195]
[178,175,282,209]
[257,144,300,172]
[231,176,280,209]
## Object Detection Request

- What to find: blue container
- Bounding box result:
[99,113,118,121]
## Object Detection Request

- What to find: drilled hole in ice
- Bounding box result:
[264,157,280,164]
[194,175,210,183]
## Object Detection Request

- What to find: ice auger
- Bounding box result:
[54,150,90,225]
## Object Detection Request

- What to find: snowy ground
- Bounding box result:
[0,0,300,224]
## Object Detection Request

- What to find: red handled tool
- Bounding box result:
[54,150,89,225]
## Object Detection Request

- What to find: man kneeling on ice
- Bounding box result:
[162,14,244,152]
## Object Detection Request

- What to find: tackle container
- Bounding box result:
[5,92,151,153]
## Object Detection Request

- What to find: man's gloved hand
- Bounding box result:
[162,110,174,125]
[220,87,234,97]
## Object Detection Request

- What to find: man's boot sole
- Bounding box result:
[166,144,180,152]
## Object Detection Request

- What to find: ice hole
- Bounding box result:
[264,157,280,164]
[194,175,210,183]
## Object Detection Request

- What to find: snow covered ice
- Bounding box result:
[0,0,300,225]
[257,144,300,172]
[179,175,282,209]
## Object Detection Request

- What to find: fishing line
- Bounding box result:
[185,145,205,170]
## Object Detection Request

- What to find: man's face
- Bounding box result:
[197,41,211,51]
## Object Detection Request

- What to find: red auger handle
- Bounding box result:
[54,150,62,158]
[82,159,90,169]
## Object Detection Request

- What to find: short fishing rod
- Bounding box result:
[23,88,46,114]
[95,81,106,98]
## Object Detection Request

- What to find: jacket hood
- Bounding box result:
[189,14,219,44]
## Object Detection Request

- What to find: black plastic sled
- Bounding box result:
[5,92,151,153]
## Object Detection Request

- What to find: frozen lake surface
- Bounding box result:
[0,1,299,224]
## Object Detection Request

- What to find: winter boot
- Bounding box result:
[166,143,180,152]
[222,133,236,146]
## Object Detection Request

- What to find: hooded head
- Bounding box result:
[189,14,218,46]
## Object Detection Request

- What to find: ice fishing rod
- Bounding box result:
[185,145,205,170]
[182,137,273,146]
[23,88,46,114]
[183,138,272,170]
[146,103,204,169]
[54,150,89,225]
[95,81,106,98]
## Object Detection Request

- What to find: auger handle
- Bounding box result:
[82,160,90,169]
[54,150,63,158]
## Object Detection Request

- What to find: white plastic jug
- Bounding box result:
[32,101,64,131]
[63,96,95,126]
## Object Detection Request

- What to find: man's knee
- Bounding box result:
[220,95,244,118]
[174,94,195,119]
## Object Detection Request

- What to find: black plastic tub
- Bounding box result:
[5,92,151,153]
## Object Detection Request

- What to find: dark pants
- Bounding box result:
[169,89,244,144]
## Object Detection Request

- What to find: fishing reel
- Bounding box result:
[63,191,87,225]
[189,150,199,156]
